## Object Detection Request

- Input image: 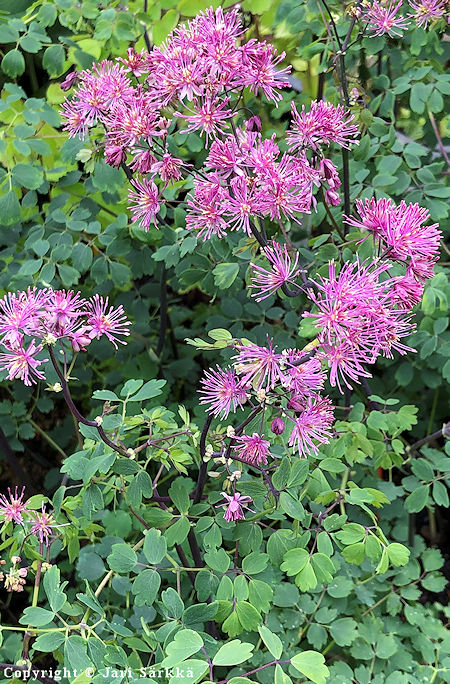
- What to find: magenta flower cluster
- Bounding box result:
[0,288,130,386]
[359,0,447,37]
[199,195,441,477]
[199,340,334,459]
[61,7,361,235]
[0,487,57,546]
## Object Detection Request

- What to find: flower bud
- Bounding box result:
[271,417,285,435]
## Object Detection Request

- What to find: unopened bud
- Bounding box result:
[11,556,21,565]
[126,448,135,459]
[226,426,235,437]
[205,444,214,456]
[47,382,63,393]
[256,389,267,402]
[94,416,103,425]
[43,333,57,346]
[232,470,241,479]
[271,417,285,435]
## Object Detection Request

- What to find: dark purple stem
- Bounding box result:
[48,347,127,457]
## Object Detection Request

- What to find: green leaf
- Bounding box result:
[153,9,180,44]
[290,651,330,684]
[168,659,209,684]
[126,379,166,402]
[43,565,66,613]
[433,481,449,507]
[213,639,254,666]
[329,618,357,646]
[33,631,66,652]
[235,601,262,631]
[143,528,167,564]
[281,548,309,576]
[183,602,218,626]
[258,624,283,659]
[386,543,410,567]
[242,552,268,575]
[107,543,137,573]
[160,629,204,668]
[19,607,55,627]
[0,190,21,226]
[12,163,44,190]
[1,49,25,77]
[405,485,429,513]
[42,45,65,76]
[132,569,161,606]
[213,262,239,289]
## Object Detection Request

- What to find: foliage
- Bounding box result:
[0,1,449,684]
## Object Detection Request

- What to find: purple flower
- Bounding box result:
[287,100,359,152]
[217,492,253,522]
[29,504,56,545]
[250,242,301,301]
[233,432,271,466]
[361,0,410,36]
[0,487,27,524]
[128,177,161,231]
[234,338,284,391]
[408,0,446,26]
[85,295,131,348]
[199,366,247,419]
[175,97,234,143]
[0,341,47,386]
[346,198,441,270]
[288,396,334,456]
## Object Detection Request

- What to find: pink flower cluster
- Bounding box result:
[186,101,358,241]
[60,6,360,235]
[0,289,130,385]
[61,7,294,232]
[359,0,447,35]
[199,337,334,459]
[0,487,57,546]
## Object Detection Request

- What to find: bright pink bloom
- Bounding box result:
[408,0,446,26]
[0,487,27,524]
[288,396,334,456]
[29,505,56,545]
[361,0,410,36]
[287,100,359,152]
[233,433,270,466]
[150,154,184,185]
[175,97,233,143]
[319,341,373,392]
[250,242,301,301]
[0,341,47,386]
[118,48,148,76]
[44,290,86,333]
[346,198,441,266]
[282,354,325,397]
[389,274,424,309]
[199,366,247,419]
[128,177,161,231]
[105,90,160,149]
[217,492,253,522]
[234,338,284,390]
[186,176,228,241]
[225,176,266,234]
[85,295,131,348]
[0,290,46,348]
[238,42,291,103]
